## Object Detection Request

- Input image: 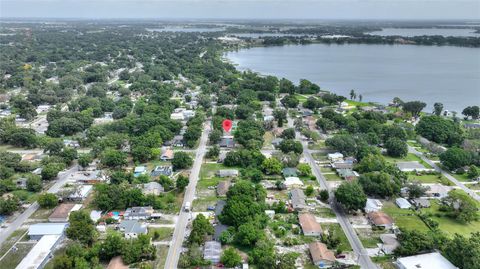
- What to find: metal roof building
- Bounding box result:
[396,252,458,269]
[28,223,68,241]
[16,234,62,269]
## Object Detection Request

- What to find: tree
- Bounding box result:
[78,154,93,169]
[297,163,312,176]
[220,247,242,268]
[433,102,443,116]
[262,157,283,175]
[188,214,214,246]
[462,106,480,119]
[441,190,479,223]
[415,116,463,146]
[208,129,222,144]
[395,229,435,256]
[100,149,127,168]
[385,137,408,157]
[335,181,367,212]
[439,147,472,171]
[241,168,264,183]
[66,210,97,245]
[206,145,220,159]
[0,197,19,215]
[235,221,263,246]
[41,163,64,181]
[172,152,193,170]
[38,193,58,208]
[250,240,276,268]
[355,154,386,173]
[26,175,42,192]
[319,189,329,201]
[280,94,299,108]
[406,181,429,199]
[273,109,287,127]
[98,232,125,261]
[468,165,479,179]
[176,175,189,192]
[305,185,314,196]
[349,89,356,100]
[443,232,480,269]
[402,101,426,117]
[280,128,295,139]
[316,118,335,132]
[325,134,356,156]
[279,139,303,154]
[358,172,401,198]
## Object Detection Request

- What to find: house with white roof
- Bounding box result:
[395,252,458,269]
[28,223,68,241]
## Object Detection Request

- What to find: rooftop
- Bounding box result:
[15,235,61,269]
[396,252,458,269]
[309,242,336,263]
[28,223,68,236]
[299,213,322,234]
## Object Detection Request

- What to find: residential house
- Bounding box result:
[284,177,304,188]
[203,241,222,264]
[160,148,174,161]
[464,123,480,129]
[282,168,298,178]
[395,198,412,209]
[216,180,231,197]
[308,242,336,268]
[119,220,147,239]
[124,206,154,220]
[327,152,344,162]
[271,138,283,148]
[15,234,63,269]
[14,178,27,190]
[63,139,80,148]
[107,256,129,269]
[425,183,452,198]
[395,252,458,269]
[336,169,359,181]
[151,166,173,177]
[379,234,400,255]
[331,162,353,170]
[48,204,82,222]
[290,188,307,211]
[412,198,430,209]
[172,135,184,147]
[134,166,147,177]
[367,211,394,229]
[219,136,235,148]
[299,213,322,236]
[67,185,93,201]
[141,182,164,195]
[90,210,102,223]
[217,169,239,178]
[364,199,383,213]
[28,223,68,241]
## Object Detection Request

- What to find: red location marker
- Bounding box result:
[222,119,232,133]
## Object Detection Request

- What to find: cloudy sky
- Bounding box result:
[1,0,479,20]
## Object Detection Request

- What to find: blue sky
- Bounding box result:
[1,0,479,20]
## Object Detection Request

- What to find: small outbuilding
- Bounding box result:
[395,198,412,209]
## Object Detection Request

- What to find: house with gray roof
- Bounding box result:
[204,241,222,263]
[124,206,154,220]
[217,169,239,178]
[282,168,298,178]
[151,166,173,177]
[141,182,164,195]
[119,220,147,239]
[290,188,307,211]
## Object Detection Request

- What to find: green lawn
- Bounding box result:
[382,201,429,232]
[197,176,223,190]
[408,173,451,185]
[421,200,480,237]
[322,223,352,251]
[192,195,219,211]
[324,173,342,181]
[383,153,432,169]
[314,207,336,218]
[199,163,228,179]
[148,227,173,241]
[263,131,274,148]
[344,100,370,107]
[1,243,34,269]
[0,229,27,257]
[154,246,169,269]
[449,172,472,182]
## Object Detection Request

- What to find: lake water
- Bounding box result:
[368,28,480,37]
[146,27,224,32]
[226,43,480,112]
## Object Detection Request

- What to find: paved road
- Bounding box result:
[0,165,79,246]
[164,121,210,269]
[409,146,480,201]
[289,116,377,269]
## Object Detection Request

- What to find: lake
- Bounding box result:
[146,27,224,32]
[368,28,480,37]
[226,43,480,112]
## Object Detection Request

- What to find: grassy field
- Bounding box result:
[408,173,451,184]
[382,201,429,232]
[314,207,336,218]
[421,200,480,237]
[0,229,27,257]
[324,173,342,181]
[148,227,174,241]
[199,163,228,179]
[383,153,432,169]
[322,223,353,251]
[1,242,34,269]
[154,245,169,269]
[192,195,219,211]
[263,131,274,148]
